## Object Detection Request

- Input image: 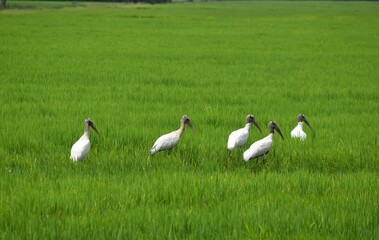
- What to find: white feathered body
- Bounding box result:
[291,122,307,141]
[243,133,273,161]
[227,124,250,150]
[150,130,181,155]
[70,133,90,161]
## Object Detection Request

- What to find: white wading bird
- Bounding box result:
[149,115,194,155]
[227,114,262,151]
[70,118,99,161]
[290,113,312,141]
[243,121,284,163]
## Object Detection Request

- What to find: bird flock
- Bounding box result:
[70,114,313,163]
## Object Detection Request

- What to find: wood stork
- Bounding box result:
[149,115,194,155]
[243,121,284,163]
[70,118,99,161]
[227,114,262,151]
[290,113,312,141]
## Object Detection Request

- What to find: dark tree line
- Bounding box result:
[1,0,6,9]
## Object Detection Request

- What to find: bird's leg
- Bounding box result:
[244,160,249,171]
[263,154,266,164]
[251,157,259,174]
[167,148,173,155]
[238,148,245,167]
[226,150,233,169]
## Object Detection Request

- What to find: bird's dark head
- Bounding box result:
[268,121,284,140]
[246,114,262,133]
[297,114,306,122]
[85,118,99,135]
[182,115,194,132]
[246,114,255,123]
[298,113,313,131]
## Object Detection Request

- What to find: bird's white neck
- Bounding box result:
[297,122,304,129]
[268,132,274,140]
[244,123,251,131]
[178,122,186,136]
[84,124,90,138]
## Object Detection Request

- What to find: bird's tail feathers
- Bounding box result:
[227,141,235,151]
[243,151,251,162]
[149,146,157,156]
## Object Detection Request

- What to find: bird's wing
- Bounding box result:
[255,139,272,156]
[243,138,272,161]
[291,126,307,140]
[299,132,307,141]
[70,137,90,160]
[151,131,180,153]
[291,126,300,138]
[227,128,248,149]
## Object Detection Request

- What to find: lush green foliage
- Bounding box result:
[1,1,378,239]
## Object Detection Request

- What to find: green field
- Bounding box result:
[1,1,379,239]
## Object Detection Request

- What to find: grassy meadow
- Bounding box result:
[1,1,379,239]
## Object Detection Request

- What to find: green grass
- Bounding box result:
[1,1,379,239]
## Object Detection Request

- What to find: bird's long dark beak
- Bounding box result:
[275,126,284,140]
[187,121,195,133]
[91,125,100,135]
[253,119,262,133]
[303,117,313,131]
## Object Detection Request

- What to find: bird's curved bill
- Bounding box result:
[187,121,195,133]
[275,126,284,140]
[253,120,262,133]
[303,118,313,131]
[91,125,100,135]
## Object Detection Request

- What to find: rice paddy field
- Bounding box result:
[1,1,379,239]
